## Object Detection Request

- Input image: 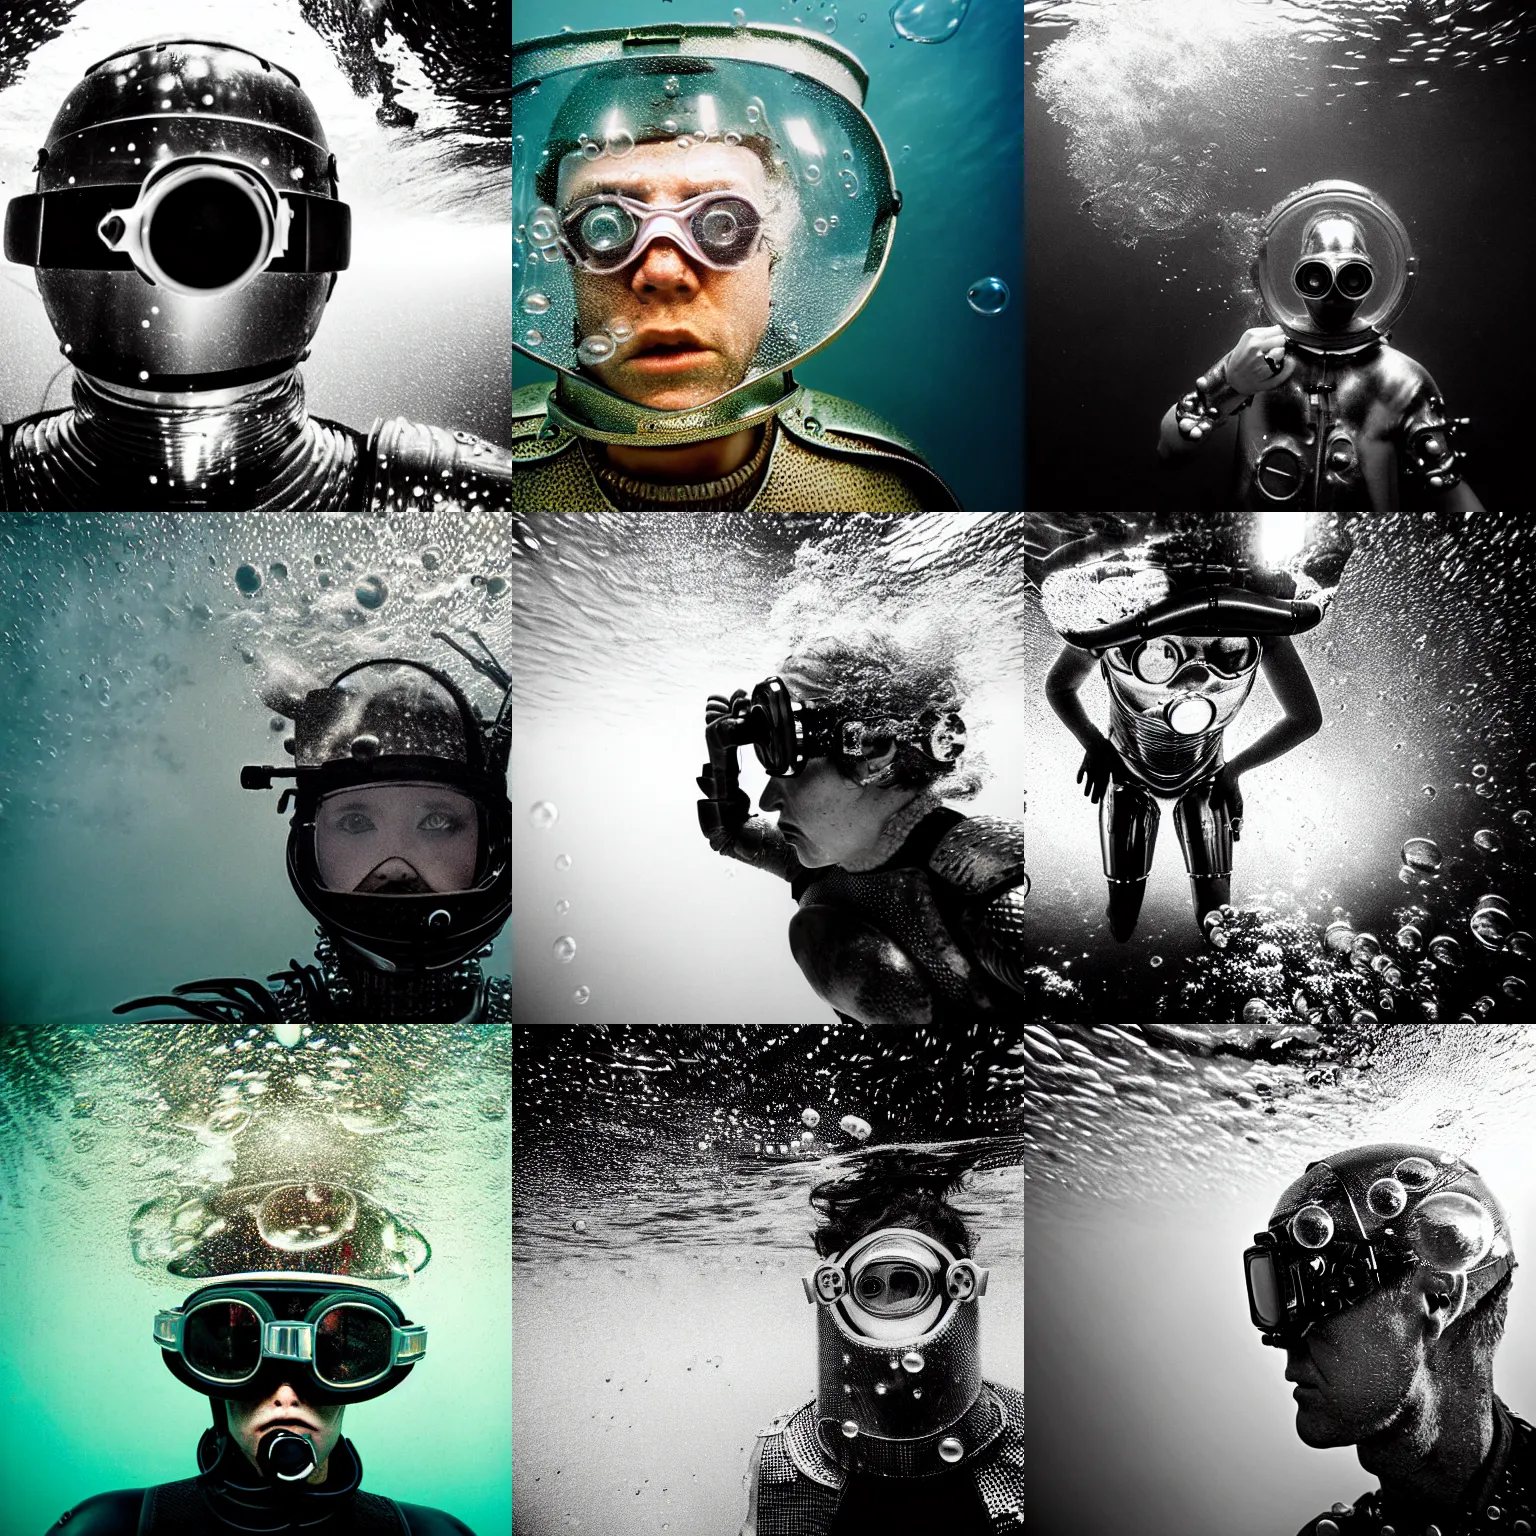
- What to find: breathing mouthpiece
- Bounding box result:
[257,1429,318,1484]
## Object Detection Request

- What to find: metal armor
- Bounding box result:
[511,381,959,512]
[1099,647,1257,886]
[1295,1400,1534,1536]
[1227,342,1468,510]
[1,381,514,511]
[784,812,1031,1026]
[741,1384,1025,1536]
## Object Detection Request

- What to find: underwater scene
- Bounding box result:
[1026,0,1536,509]
[514,0,1023,511]
[512,1023,1024,1536]
[0,1020,510,1535]
[0,0,511,448]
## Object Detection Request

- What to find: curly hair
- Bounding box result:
[810,1149,978,1259]
[782,619,985,798]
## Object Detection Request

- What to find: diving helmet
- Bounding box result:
[242,634,512,973]
[1253,181,1415,354]
[804,1226,1003,1476]
[513,24,899,447]
[4,38,351,392]
[1245,1143,1516,1346]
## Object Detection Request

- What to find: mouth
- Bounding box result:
[259,1418,319,1437]
[624,332,714,374]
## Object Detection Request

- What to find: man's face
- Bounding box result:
[759,756,882,870]
[1282,1281,1425,1448]
[559,141,777,411]
[225,1379,345,1485]
[315,782,479,894]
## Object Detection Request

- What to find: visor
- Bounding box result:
[805,1226,987,1344]
[1254,181,1415,351]
[314,781,482,896]
[1106,634,1261,686]
[720,675,966,779]
[156,1276,425,1404]
[514,25,898,428]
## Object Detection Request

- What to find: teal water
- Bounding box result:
[0,1022,511,1536]
[513,0,1023,510]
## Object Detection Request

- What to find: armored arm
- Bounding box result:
[959,885,1034,998]
[697,691,801,883]
[1225,634,1323,778]
[931,816,1033,999]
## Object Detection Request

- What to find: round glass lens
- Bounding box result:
[576,202,636,260]
[149,178,265,290]
[184,1299,263,1382]
[692,196,759,262]
[1294,260,1333,299]
[314,1304,395,1387]
[1203,636,1260,675]
[850,1259,935,1317]
[1133,638,1182,685]
[1336,261,1374,299]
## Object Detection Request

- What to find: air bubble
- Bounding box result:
[966,276,1010,315]
[1429,935,1463,969]
[664,75,681,96]
[552,935,578,964]
[1474,829,1503,855]
[814,217,829,235]
[529,801,559,831]
[353,575,387,610]
[521,291,550,316]
[839,1115,872,1142]
[1401,837,1442,873]
[578,333,617,365]
[1394,1156,1437,1192]
[555,854,572,872]
[234,564,262,595]
[1366,1178,1408,1219]
[606,129,635,158]
[804,164,822,185]
[801,1108,821,1128]
[555,898,571,916]
[1410,1191,1494,1272]
[890,0,971,44]
[1290,1204,1334,1249]
[573,986,591,1005]
[733,7,746,21]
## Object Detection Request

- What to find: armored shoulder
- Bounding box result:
[365,417,514,511]
[929,816,1029,899]
[774,389,960,511]
[43,1490,145,1535]
[510,382,578,465]
[397,1500,477,1536]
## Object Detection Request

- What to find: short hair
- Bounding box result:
[783,621,983,797]
[1443,1268,1513,1374]
[810,1149,977,1259]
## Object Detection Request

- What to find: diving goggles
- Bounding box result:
[155,1282,426,1394]
[806,1227,987,1341]
[1107,634,1260,687]
[5,156,351,297]
[560,190,763,273]
[1243,1219,1386,1347]
[1293,257,1374,302]
[721,677,967,779]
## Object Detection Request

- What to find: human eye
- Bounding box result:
[334,811,376,835]
[418,809,467,835]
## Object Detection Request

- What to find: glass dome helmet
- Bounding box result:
[242,634,512,973]
[3,38,352,392]
[1244,1143,1516,1347]
[514,24,900,445]
[1253,181,1416,354]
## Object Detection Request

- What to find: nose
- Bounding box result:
[759,777,784,814]
[269,1379,307,1408]
[1176,664,1211,689]
[631,238,702,298]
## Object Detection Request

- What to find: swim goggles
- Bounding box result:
[1293,256,1374,302]
[560,191,763,273]
[718,677,967,779]
[805,1227,988,1342]
[155,1277,427,1402]
[1106,634,1261,687]
[1243,1219,1387,1347]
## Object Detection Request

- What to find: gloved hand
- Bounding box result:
[1076,735,1125,806]
[697,690,751,841]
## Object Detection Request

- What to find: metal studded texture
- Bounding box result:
[747,1408,845,1536]
[816,1289,982,1445]
[366,417,514,514]
[928,817,1028,899]
[963,887,1035,999]
[973,1382,1026,1532]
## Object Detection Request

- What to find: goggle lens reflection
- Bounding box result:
[181,1298,399,1388]
[1294,259,1374,301]
[185,1300,263,1382]
[1246,1249,1285,1331]
[565,193,762,272]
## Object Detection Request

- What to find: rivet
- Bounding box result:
[841,1420,859,1439]
[938,1437,964,1465]
[902,1351,925,1374]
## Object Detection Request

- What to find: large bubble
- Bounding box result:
[1409,1191,1495,1274]
[1394,1157,1438,1193]
[1289,1203,1334,1250]
[890,0,970,45]
[1366,1178,1407,1220]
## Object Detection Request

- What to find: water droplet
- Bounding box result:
[801,1108,821,1128]
[838,1114,872,1142]
[524,328,544,348]
[555,853,572,872]
[529,801,559,831]
[354,575,387,610]
[552,935,578,963]
[578,333,616,365]
[1401,837,1442,873]
[610,319,634,341]
[938,1436,965,1464]
[573,986,591,1005]
[966,276,1010,315]
[732,6,747,22]
[901,1351,924,1373]
[664,75,681,96]
[1367,1178,1407,1219]
[841,1420,859,1439]
[824,12,837,30]
[1290,1204,1334,1249]
[234,563,262,595]
[803,163,822,185]
[520,291,550,316]
[890,0,970,45]
[1474,829,1503,855]
[814,217,829,235]
[555,898,571,916]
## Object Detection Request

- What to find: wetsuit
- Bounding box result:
[44,1433,473,1535]
[709,804,1030,1025]
[742,1382,1024,1535]
[116,936,512,1025]
[1296,1398,1535,1536]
